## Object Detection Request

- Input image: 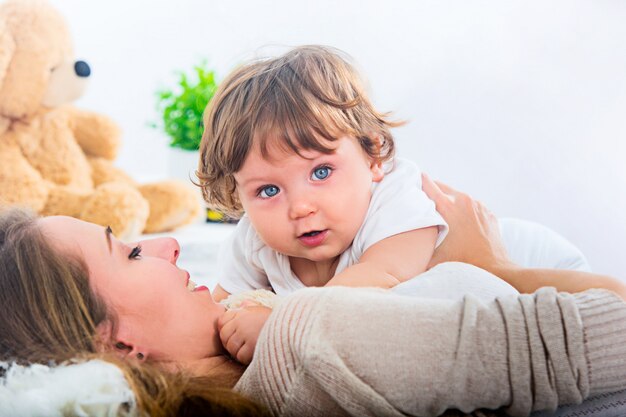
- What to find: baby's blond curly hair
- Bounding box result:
[196,45,403,218]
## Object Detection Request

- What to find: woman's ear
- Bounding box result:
[100,320,149,362]
[112,340,148,362]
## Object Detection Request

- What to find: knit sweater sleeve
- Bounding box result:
[235,287,626,417]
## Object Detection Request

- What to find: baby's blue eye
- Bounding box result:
[259,185,280,198]
[311,166,331,181]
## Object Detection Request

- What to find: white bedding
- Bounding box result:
[393,217,591,302]
[498,217,590,272]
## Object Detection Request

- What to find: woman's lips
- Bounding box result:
[298,229,328,247]
[184,271,208,292]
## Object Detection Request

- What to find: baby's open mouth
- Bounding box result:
[300,230,323,238]
[297,229,328,247]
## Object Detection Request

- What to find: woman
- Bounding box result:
[0,179,625,416]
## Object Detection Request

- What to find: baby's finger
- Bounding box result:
[218,317,238,347]
[217,309,237,330]
[236,343,254,365]
[226,333,245,358]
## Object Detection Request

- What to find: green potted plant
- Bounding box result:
[154,63,232,223]
[154,62,217,151]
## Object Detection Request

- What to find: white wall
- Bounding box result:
[49,0,626,278]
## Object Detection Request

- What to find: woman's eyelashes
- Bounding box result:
[128,245,142,260]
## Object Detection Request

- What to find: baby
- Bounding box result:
[198,45,594,364]
[198,45,448,303]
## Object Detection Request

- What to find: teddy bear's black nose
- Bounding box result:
[74,61,91,78]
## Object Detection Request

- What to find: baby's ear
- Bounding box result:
[370,158,384,182]
[368,133,385,182]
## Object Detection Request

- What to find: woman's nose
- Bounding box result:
[137,237,180,263]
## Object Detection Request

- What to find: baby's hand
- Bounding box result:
[217,305,272,365]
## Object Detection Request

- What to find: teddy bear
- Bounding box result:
[0,0,201,239]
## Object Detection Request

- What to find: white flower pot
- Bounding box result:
[167,147,200,182]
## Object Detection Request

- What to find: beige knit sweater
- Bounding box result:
[236,286,626,417]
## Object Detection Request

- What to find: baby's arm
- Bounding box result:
[326,226,438,288]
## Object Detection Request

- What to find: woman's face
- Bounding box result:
[39,216,226,364]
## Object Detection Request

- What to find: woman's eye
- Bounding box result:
[311,166,331,181]
[258,185,280,199]
[128,245,142,260]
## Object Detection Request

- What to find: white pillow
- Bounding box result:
[499,217,591,272]
[393,217,591,302]
[0,360,136,417]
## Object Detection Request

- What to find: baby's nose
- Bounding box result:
[137,237,180,263]
[289,200,316,220]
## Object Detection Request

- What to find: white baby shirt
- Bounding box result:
[217,158,448,295]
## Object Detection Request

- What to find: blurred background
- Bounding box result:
[49,0,626,278]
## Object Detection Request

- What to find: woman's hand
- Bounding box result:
[422,174,626,299]
[422,174,514,274]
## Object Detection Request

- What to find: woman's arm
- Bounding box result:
[237,285,626,417]
[488,265,626,299]
[421,174,626,299]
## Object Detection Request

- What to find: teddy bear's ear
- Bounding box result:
[0,19,16,92]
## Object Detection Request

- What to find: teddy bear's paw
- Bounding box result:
[139,181,202,233]
[81,183,149,240]
[0,183,49,213]
[0,145,50,212]
[40,186,90,218]
[69,109,122,160]
[88,157,136,187]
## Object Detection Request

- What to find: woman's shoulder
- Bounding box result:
[274,287,390,312]
[236,287,394,413]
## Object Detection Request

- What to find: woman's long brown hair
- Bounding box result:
[0,208,267,416]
